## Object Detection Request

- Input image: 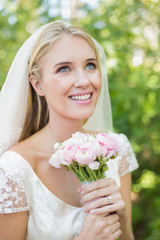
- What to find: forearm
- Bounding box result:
[119,214,134,240]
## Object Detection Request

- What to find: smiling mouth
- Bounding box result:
[69,93,92,101]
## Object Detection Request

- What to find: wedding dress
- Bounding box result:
[0,133,138,240]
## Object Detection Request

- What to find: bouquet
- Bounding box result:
[49,132,119,183]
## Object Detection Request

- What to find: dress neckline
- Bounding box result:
[6,150,83,210]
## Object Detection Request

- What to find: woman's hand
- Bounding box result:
[76,213,121,240]
[78,178,125,217]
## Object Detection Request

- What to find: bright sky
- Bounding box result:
[0,0,99,19]
[49,0,99,19]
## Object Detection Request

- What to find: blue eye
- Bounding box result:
[58,66,69,72]
[86,63,96,70]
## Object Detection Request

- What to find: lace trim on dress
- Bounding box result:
[117,134,139,177]
[0,167,29,214]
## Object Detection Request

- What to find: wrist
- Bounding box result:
[119,214,134,240]
[120,212,128,223]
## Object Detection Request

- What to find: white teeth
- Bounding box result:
[70,94,91,101]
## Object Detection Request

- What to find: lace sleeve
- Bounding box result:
[116,133,139,177]
[0,152,29,214]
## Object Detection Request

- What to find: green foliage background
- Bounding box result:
[0,0,159,239]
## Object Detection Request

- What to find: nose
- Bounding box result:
[74,69,90,88]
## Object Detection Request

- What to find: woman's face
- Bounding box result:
[37,35,101,122]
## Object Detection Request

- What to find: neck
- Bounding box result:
[46,114,85,144]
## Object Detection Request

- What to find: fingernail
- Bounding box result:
[90,209,96,214]
[81,190,84,195]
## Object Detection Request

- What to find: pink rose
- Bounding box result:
[97,133,118,151]
[49,152,62,168]
[100,133,108,137]
[63,144,79,164]
[87,134,97,143]
[75,147,96,165]
[54,142,61,151]
[88,161,100,170]
[106,137,118,151]
[72,132,88,143]
[92,142,107,157]
[106,150,117,159]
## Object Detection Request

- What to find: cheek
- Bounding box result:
[44,76,71,94]
[92,72,101,91]
[55,81,73,95]
[98,76,102,90]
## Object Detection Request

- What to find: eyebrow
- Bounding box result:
[53,58,97,69]
[86,58,97,62]
[53,61,71,68]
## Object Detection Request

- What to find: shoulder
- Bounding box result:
[9,136,38,170]
[0,151,30,214]
[0,151,32,181]
[0,150,26,166]
[7,131,52,177]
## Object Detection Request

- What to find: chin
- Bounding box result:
[74,110,94,120]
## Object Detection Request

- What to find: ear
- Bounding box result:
[29,75,45,96]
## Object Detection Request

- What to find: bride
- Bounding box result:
[0,21,138,240]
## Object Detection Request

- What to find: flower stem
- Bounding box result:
[85,165,95,181]
[68,166,84,182]
[79,166,89,181]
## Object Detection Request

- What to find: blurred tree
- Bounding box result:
[0,0,61,88]
[74,1,160,239]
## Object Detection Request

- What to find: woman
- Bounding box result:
[0,21,138,240]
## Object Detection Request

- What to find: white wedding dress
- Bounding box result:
[0,133,138,240]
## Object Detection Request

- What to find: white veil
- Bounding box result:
[83,39,113,132]
[0,21,113,156]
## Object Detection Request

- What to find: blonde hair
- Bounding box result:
[20,21,99,141]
